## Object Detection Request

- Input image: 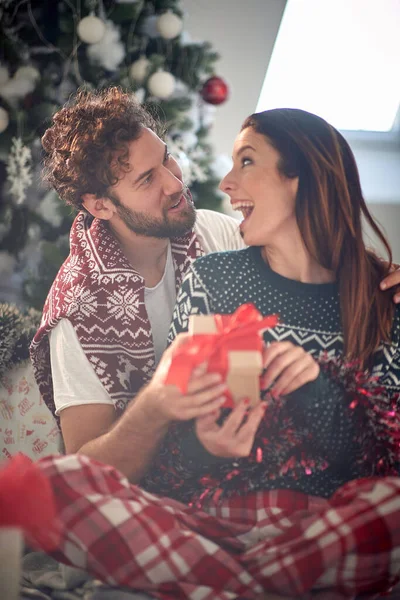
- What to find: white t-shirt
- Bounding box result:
[49,210,244,415]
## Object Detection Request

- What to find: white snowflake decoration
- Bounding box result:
[6,137,33,204]
[167,137,208,186]
[87,20,125,71]
[36,190,63,227]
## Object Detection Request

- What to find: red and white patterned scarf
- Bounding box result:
[30,212,204,420]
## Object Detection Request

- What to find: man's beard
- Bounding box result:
[110,188,196,238]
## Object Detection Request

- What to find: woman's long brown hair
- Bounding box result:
[242,109,394,368]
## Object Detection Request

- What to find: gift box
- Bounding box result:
[165,304,278,408]
[0,454,59,600]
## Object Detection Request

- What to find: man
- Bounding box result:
[31,86,400,485]
[30,87,244,481]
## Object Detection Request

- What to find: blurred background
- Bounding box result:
[0,0,399,312]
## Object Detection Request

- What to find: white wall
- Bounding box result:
[182,0,400,261]
[365,204,400,263]
[182,0,287,156]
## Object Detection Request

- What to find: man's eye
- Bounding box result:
[143,173,153,185]
[164,152,171,163]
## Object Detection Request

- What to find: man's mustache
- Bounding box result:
[168,184,193,208]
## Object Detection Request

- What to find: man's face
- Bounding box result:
[109,128,196,238]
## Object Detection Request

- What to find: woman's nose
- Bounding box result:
[219,170,236,194]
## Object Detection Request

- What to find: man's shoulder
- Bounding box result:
[196,208,238,225]
[194,209,245,253]
[195,208,240,233]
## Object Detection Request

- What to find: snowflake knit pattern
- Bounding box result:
[30,212,204,421]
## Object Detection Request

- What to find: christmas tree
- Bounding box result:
[0,0,229,310]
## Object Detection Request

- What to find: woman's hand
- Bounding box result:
[136,333,227,426]
[262,341,320,396]
[380,263,400,303]
[195,399,266,458]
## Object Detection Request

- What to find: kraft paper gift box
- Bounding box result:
[189,314,264,407]
[165,304,278,409]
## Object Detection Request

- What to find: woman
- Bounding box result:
[145,108,400,506]
[34,109,400,600]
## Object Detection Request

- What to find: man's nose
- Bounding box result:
[162,156,184,195]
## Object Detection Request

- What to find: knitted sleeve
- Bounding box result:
[168,265,214,342]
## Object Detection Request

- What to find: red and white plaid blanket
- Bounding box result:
[35,454,400,600]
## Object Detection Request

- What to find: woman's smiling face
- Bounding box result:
[219,127,299,247]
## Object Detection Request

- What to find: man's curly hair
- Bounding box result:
[42,87,162,210]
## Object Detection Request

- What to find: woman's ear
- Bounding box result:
[82,194,116,220]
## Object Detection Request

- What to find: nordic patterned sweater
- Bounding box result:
[142,246,400,503]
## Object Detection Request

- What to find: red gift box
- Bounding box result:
[165,304,278,408]
[0,454,60,600]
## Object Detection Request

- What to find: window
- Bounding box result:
[256,0,400,133]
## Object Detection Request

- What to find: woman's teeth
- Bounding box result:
[232,201,254,218]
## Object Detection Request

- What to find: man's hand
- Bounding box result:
[195,399,267,458]
[262,341,320,396]
[135,333,227,426]
[380,264,400,303]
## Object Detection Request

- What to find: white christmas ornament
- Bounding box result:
[0,78,35,102]
[0,66,9,87]
[129,56,150,83]
[87,20,124,71]
[77,14,106,44]
[14,65,40,83]
[156,11,183,40]
[148,70,175,99]
[0,107,9,134]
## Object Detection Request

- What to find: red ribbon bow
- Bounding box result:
[165,303,278,406]
[0,453,60,550]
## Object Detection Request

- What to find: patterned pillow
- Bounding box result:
[0,360,62,462]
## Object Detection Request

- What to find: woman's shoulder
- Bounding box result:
[191,247,253,276]
[182,248,254,299]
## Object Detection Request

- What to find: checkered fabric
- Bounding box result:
[35,454,400,600]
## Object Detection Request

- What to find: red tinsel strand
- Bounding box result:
[318,353,400,476]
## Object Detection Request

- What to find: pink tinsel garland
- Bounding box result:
[145,355,400,508]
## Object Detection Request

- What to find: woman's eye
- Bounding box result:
[241,156,252,167]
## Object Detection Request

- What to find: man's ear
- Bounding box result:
[82,194,116,220]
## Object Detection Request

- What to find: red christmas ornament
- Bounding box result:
[200,76,229,105]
